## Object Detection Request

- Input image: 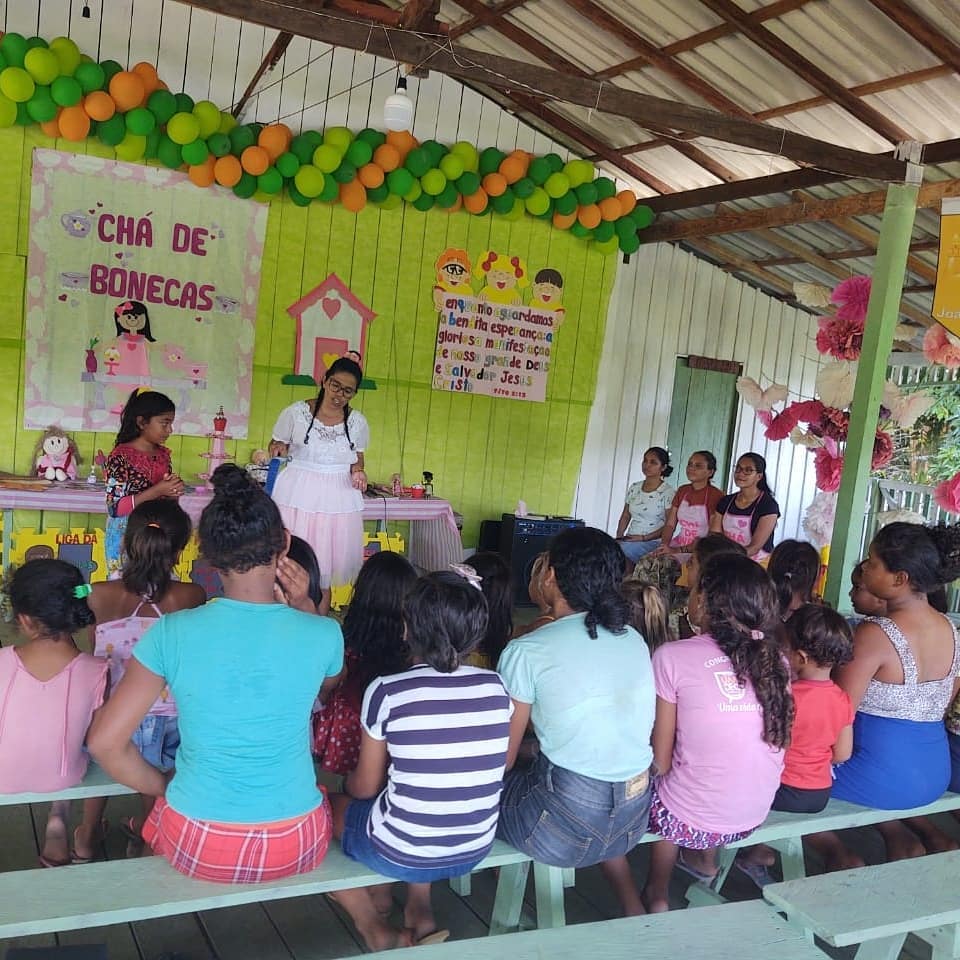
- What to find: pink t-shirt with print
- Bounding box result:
[652,633,784,834]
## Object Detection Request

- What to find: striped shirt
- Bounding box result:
[361,664,513,869]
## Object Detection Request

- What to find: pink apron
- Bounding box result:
[721,499,769,562]
[673,496,709,547]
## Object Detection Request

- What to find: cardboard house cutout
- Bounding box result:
[286,274,376,385]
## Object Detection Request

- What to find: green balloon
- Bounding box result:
[125,106,155,135]
[181,138,209,165]
[455,171,480,196]
[323,126,352,152]
[544,172,570,199]
[317,174,339,202]
[593,220,614,242]
[345,139,372,168]
[98,113,126,147]
[575,182,598,205]
[0,34,27,69]
[25,37,48,51]
[74,61,105,94]
[491,191,515,215]
[312,144,341,173]
[148,89,177,124]
[0,93,18,127]
[420,169,447,196]
[207,132,231,158]
[99,60,123,84]
[570,222,591,239]
[356,127,386,149]
[554,191,577,216]
[615,216,637,239]
[289,134,315,164]
[276,151,300,178]
[619,231,641,254]
[233,172,257,199]
[144,128,162,159]
[367,183,390,204]
[439,154,463,181]
[403,181,422,203]
[412,192,435,212]
[174,92,195,113]
[115,133,147,162]
[331,161,356,184]
[379,192,402,210]
[287,183,312,207]
[26,87,57,122]
[524,187,550,216]
[527,157,551,185]
[294,164,325,198]
[595,235,619,255]
[229,124,257,153]
[479,147,505,176]
[50,75,82,106]
[49,37,82,76]
[386,168,414,196]
[436,183,459,208]
[167,111,200,146]
[258,166,283,194]
[24,48,59,85]
[157,135,182,169]
[302,129,323,148]
[513,177,534,199]
[451,141,479,172]
[544,152,564,173]
[421,139,447,166]
[14,101,30,125]
[0,52,8,73]
[404,148,431,178]
[0,67,35,103]
[632,204,655,229]
[594,177,616,201]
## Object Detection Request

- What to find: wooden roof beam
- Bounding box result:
[643,178,960,242]
[183,0,910,181]
[683,237,797,297]
[231,31,292,118]
[755,238,939,266]
[865,0,960,74]
[828,216,938,286]
[448,0,530,40]
[696,0,909,144]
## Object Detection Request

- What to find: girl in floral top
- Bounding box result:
[104,389,184,575]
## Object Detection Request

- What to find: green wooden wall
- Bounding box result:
[0,127,616,546]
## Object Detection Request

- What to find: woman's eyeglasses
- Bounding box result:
[326,379,357,398]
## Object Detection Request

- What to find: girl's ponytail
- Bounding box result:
[122,501,192,600]
[10,559,96,635]
[622,580,670,651]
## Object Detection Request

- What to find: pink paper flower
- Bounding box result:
[816,314,864,361]
[765,399,826,441]
[831,275,871,322]
[818,406,850,443]
[814,447,844,492]
[871,430,894,470]
[923,325,960,369]
[934,471,960,515]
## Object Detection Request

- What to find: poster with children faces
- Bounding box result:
[431,248,566,403]
[25,149,267,436]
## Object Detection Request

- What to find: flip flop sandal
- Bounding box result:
[38,854,72,868]
[71,819,109,864]
[416,931,451,946]
[119,816,143,842]
[733,858,775,888]
[675,849,722,889]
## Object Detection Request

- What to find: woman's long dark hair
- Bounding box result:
[304,357,363,447]
[738,452,774,497]
[698,554,793,749]
[344,551,418,688]
[767,539,821,615]
[465,551,512,666]
[115,389,175,445]
[122,500,192,600]
[548,527,629,639]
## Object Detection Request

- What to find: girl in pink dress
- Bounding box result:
[0,560,108,867]
[112,300,155,380]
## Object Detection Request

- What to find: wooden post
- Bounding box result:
[822,182,919,609]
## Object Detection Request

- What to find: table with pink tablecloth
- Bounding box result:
[0,485,463,575]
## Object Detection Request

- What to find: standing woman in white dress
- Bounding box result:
[268,357,369,590]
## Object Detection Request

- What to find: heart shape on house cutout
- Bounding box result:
[58,294,67,302]
[322,352,339,370]
[321,296,341,319]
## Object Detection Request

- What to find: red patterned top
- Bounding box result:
[104,443,172,518]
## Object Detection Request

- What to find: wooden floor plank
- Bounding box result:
[199,904,296,960]
[263,893,365,960]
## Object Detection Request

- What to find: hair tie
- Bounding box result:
[136,386,153,396]
[146,522,161,529]
[73,584,92,599]
[450,563,483,591]
[750,628,763,640]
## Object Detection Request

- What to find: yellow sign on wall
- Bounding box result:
[933,198,960,338]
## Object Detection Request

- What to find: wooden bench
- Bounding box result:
[764,849,960,960]
[0,839,567,939]
[0,764,135,806]
[368,900,829,959]
[683,791,960,906]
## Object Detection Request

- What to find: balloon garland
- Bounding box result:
[0,31,655,254]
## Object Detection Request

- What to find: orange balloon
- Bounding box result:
[552,210,577,230]
[83,90,116,122]
[131,61,161,95]
[240,145,270,176]
[463,189,488,214]
[482,172,507,197]
[373,143,401,172]
[599,197,621,221]
[340,179,367,213]
[577,203,601,229]
[385,129,418,158]
[258,123,292,161]
[214,155,243,187]
[358,163,385,188]
[58,104,90,141]
[188,156,217,187]
[40,114,62,138]
[616,189,637,216]
[507,149,530,175]
[109,71,147,111]
[499,156,525,184]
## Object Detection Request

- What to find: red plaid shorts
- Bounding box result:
[143,795,332,883]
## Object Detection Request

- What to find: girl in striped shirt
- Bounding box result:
[329,570,513,951]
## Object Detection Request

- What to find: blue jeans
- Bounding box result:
[132,715,180,772]
[496,752,651,868]
[620,539,660,564]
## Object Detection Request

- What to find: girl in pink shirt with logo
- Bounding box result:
[642,554,792,912]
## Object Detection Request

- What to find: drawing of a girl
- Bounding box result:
[475,251,529,305]
[111,301,156,379]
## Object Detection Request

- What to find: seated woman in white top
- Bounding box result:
[615,447,676,564]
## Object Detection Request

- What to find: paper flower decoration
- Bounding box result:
[736,377,789,411]
[815,361,858,410]
[789,426,823,448]
[816,313,865,361]
[871,430,894,470]
[831,275,872,321]
[884,385,935,429]
[814,444,844,493]
[793,282,834,309]
[923,325,960,369]
[802,491,837,548]
[876,509,927,529]
[819,406,850,443]
[934,471,960,515]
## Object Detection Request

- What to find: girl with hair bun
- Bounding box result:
[497,527,656,917]
[0,560,108,867]
[616,447,676,565]
[89,464,345,884]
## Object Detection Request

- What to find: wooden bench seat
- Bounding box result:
[0,839,563,939]
[763,849,960,960]
[0,765,135,806]
[368,900,829,960]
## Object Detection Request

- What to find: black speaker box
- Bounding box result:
[499,514,584,606]
[477,519,503,553]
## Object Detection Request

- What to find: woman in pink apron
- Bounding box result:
[654,451,724,554]
[710,452,780,562]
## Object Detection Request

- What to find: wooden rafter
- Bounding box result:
[829,216,938,286]
[696,0,909,144]
[644,178,960,242]
[231,31,292,117]
[755,238,939,267]
[683,237,797,297]
[865,0,960,75]
[399,0,441,30]
[448,0,530,39]
[184,0,909,181]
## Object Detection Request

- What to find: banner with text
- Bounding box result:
[26,149,267,435]
[934,197,960,338]
[431,249,565,403]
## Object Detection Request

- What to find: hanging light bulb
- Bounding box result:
[383,75,414,132]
